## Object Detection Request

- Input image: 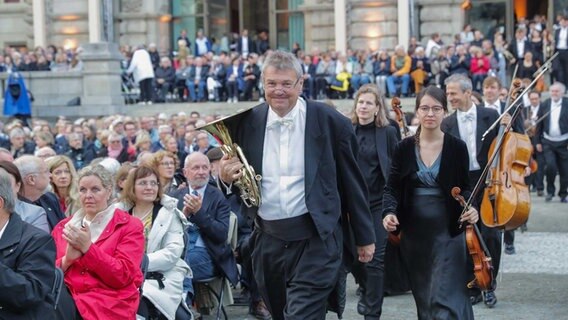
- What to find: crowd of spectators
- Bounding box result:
[0,45,83,73]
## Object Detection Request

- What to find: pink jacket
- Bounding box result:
[470,56,490,75]
[52,209,144,320]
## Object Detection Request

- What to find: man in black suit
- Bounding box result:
[174,152,238,306]
[526,91,546,196]
[482,76,525,133]
[508,28,532,68]
[535,82,568,203]
[301,55,317,99]
[237,29,256,57]
[218,50,375,319]
[554,16,568,86]
[14,155,66,231]
[0,170,57,319]
[441,74,502,308]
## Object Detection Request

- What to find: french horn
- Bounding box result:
[197,109,262,207]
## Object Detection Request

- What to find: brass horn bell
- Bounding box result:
[197,109,262,207]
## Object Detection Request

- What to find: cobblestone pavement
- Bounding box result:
[212,191,568,320]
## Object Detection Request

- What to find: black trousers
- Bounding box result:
[139,78,154,102]
[352,210,387,319]
[252,217,342,320]
[526,148,546,192]
[555,49,568,87]
[542,139,568,198]
[55,286,82,320]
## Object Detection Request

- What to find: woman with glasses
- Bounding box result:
[349,84,399,319]
[118,165,192,320]
[46,155,79,216]
[382,86,478,319]
[52,165,145,319]
[150,150,186,196]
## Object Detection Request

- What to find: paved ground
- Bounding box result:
[208,190,568,319]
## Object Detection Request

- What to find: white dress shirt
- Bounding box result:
[259,98,308,220]
[0,218,8,240]
[457,104,481,171]
[516,41,525,59]
[558,28,568,50]
[189,184,207,247]
[484,100,501,115]
[546,99,568,141]
[530,104,540,124]
[242,37,249,56]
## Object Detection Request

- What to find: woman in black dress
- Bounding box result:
[382,85,478,319]
[350,84,399,319]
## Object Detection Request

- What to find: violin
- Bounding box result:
[451,187,495,291]
[480,79,531,230]
[391,97,410,137]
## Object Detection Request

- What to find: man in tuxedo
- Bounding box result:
[555,16,568,86]
[174,152,238,306]
[301,55,317,99]
[507,28,531,68]
[14,155,65,231]
[535,82,568,203]
[441,74,502,308]
[526,91,546,197]
[218,50,375,319]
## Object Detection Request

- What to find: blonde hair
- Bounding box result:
[351,84,390,128]
[46,155,79,215]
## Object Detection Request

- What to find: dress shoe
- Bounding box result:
[249,300,272,320]
[469,293,483,305]
[483,290,497,308]
[561,197,568,203]
[537,190,544,197]
[505,244,516,255]
[546,195,553,202]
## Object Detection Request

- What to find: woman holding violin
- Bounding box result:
[383,85,478,319]
[350,84,399,319]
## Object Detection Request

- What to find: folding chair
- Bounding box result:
[193,212,238,320]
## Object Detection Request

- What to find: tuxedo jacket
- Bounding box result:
[441,105,500,170]
[382,134,472,236]
[535,97,568,144]
[224,100,375,247]
[173,185,238,284]
[508,39,532,60]
[352,124,399,182]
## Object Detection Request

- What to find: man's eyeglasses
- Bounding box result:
[264,78,300,91]
[417,105,445,115]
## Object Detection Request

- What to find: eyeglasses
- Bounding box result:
[264,78,300,91]
[109,140,122,144]
[417,106,445,115]
[136,180,159,187]
[160,161,176,167]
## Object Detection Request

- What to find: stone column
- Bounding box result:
[32,0,47,48]
[334,0,347,54]
[80,43,125,115]
[88,0,102,43]
[397,0,409,47]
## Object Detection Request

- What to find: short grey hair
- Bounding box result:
[14,155,43,177]
[0,170,15,213]
[445,73,473,92]
[261,50,303,80]
[78,165,114,191]
[551,81,566,94]
[9,127,25,139]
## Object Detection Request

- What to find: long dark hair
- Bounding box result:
[414,86,448,146]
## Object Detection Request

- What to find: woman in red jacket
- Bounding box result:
[470,47,490,92]
[52,164,145,320]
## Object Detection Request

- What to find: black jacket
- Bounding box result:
[536,97,568,144]
[0,213,56,319]
[22,192,66,231]
[382,134,472,237]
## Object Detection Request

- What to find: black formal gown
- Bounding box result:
[400,147,474,320]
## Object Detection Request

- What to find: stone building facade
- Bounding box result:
[0,0,559,54]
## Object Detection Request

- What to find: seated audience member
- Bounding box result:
[154,57,176,102]
[387,45,411,97]
[46,156,79,215]
[0,170,57,319]
[193,131,214,154]
[2,127,35,158]
[118,165,192,319]
[150,150,186,196]
[226,56,244,103]
[173,153,238,306]
[0,161,49,233]
[186,57,210,102]
[52,165,145,319]
[35,146,57,160]
[98,133,135,164]
[64,132,96,170]
[15,155,66,231]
